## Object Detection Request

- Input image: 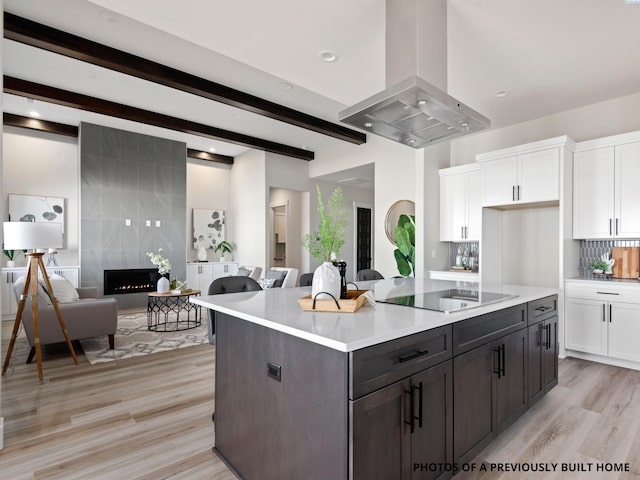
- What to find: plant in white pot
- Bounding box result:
[215,241,233,262]
[3,248,19,268]
[302,185,348,300]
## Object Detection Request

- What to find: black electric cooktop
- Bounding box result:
[378,288,517,314]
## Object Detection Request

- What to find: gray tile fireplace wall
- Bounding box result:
[80,122,187,309]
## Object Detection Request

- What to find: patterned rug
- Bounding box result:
[79,312,210,364]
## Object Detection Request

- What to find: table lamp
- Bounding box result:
[1,222,78,383]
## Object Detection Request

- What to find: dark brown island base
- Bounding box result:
[193,284,558,480]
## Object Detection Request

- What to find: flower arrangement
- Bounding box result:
[147,248,171,275]
[302,185,349,263]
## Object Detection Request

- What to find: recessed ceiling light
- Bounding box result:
[209,147,216,153]
[99,10,119,23]
[279,82,293,91]
[364,122,373,128]
[318,50,339,63]
[495,89,510,98]
[418,99,427,106]
[29,111,40,118]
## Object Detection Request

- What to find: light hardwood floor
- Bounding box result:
[2,318,640,479]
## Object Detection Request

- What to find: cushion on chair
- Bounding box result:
[44,274,80,303]
[236,267,251,277]
[13,275,53,306]
[265,270,287,288]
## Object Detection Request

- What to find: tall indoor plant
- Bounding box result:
[394,214,415,277]
[302,185,349,299]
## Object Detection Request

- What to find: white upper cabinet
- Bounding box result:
[477,137,567,207]
[573,132,640,239]
[439,164,480,241]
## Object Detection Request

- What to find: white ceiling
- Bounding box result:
[4,0,640,182]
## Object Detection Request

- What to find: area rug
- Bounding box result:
[79,312,210,365]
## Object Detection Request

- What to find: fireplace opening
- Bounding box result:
[104,268,165,295]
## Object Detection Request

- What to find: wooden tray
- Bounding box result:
[297,290,369,313]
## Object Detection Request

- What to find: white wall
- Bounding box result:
[2,128,79,267]
[450,91,640,166]
[312,135,416,279]
[230,149,267,270]
[186,159,231,262]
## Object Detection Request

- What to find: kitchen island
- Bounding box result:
[191,278,559,480]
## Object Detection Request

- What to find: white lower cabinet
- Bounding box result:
[186,262,238,292]
[565,281,640,365]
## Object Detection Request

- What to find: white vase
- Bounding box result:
[6,260,15,268]
[197,246,208,262]
[157,276,170,293]
[311,262,341,301]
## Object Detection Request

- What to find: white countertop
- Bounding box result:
[190,278,558,352]
[566,276,640,286]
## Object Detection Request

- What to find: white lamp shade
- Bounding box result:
[3,222,63,250]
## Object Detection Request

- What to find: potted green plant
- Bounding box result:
[3,248,18,268]
[393,214,416,277]
[588,260,609,274]
[215,241,233,262]
[302,185,348,299]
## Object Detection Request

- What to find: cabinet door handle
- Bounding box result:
[512,185,515,201]
[609,304,612,323]
[404,386,415,433]
[517,184,521,201]
[602,303,606,322]
[500,344,506,377]
[464,226,468,239]
[609,218,613,236]
[493,347,501,378]
[416,381,423,429]
[461,226,464,239]
[535,305,551,312]
[616,218,619,236]
[545,324,552,350]
[597,291,619,295]
[398,349,430,364]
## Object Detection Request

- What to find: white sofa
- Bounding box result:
[268,267,298,288]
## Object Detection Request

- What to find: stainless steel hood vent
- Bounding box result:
[339,0,490,148]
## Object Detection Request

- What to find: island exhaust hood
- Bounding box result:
[339,0,490,148]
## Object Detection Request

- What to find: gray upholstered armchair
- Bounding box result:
[13,282,118,363]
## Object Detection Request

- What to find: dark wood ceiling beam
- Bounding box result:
[4,76,313,161]
[187,148,234,165]
[4,12,366,146]
[3,111,235,165]
[3,112,78,137]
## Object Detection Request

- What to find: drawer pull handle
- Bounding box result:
[596,291,619,295]
[535,306,551,312]
[398,349,430,364]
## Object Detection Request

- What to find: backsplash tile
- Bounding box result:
[449,241,480,271]
[579,239,640,275]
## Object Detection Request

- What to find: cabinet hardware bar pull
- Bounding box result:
[465,226,468,239]
[493,347,501,378]
[417,382,424,428]
[609,219,612,236]
[546,324,551,350]
[596,291,619,295]
[616,218,619,236]
[404,387,415,433]
[512,185,515,201]
[398,349,430,363]
[609,304,612,323]
[535,306,550,312]
[500,344,506,377]
[461,226,464,239]
[517,185,521,201]
[602,303,606,322]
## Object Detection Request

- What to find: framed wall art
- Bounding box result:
[8,193,65,233]
[193,208,225,250]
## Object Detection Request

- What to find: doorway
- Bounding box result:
[272,205,287,267]
[353,202,373,279]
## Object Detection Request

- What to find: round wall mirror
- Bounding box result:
[385,200,415,245]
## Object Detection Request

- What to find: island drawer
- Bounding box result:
[453,304,527,356]
[349,325,452,399]
[527,295,558,324]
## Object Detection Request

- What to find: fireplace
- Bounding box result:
[104,268,165,295]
